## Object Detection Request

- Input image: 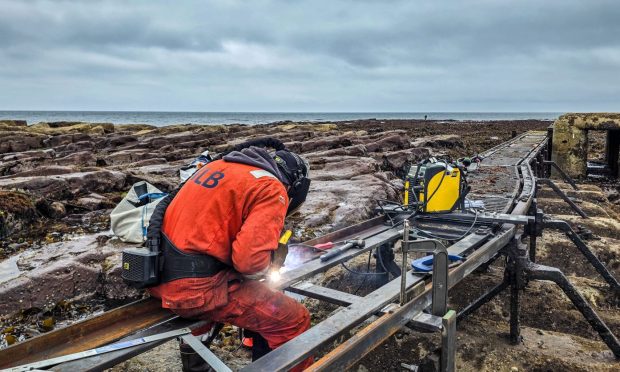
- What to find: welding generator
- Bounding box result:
[404,158,469,213]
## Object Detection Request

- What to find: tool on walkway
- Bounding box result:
[283,241,338,269]
[319,239,365,261]
[314,241,335,250]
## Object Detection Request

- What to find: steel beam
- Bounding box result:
[288,282,363,307]
[244,230,492,371]
[527,263,620,357]
[276,227,402,290]
[0,298,173,369]
[180,334,232,372]
[303,225,517,372]
[51,318,203,371]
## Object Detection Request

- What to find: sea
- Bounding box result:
[0,111,561,127]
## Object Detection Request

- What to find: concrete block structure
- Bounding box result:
[552,113,620,178]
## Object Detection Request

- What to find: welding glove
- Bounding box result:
[272,242,289,270]
[241,243,288,281]
[242,266,270,280]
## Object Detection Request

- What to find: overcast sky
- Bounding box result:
[1,0,619,112]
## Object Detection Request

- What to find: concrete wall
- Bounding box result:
[552,113,620,178]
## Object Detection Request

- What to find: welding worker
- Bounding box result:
[148,138,313,371]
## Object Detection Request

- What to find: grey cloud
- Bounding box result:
[0,0,619,111]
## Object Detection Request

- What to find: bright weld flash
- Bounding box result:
[269,268,282,283]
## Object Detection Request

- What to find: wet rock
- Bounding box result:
[0,132,48,154]
[101,253,141,300]
[123,158,168,168]
[54,151,97,166]
[0,234,132,316]
[1,149,55,162]
[311,156,378,181]
[104,135,138,147]
[143,131,199,149]
[0,170,127,199]
[45,133,92,148]
[364,133,409,152]
[0,191,37,239]
[75,193,115,211]
[106,149,161,165]
[44,201,66,219]
[411,134,464,148]
[64,140,95,153]
[301,135,353,152]
[295,173,400,235]
[379,147,432,178]
[305,144,368,158]
[0,120,27,127]
[1,165,76,179]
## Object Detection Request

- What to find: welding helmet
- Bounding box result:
[274,150,311,215]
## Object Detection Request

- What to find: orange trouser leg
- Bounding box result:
[203,280,312,371]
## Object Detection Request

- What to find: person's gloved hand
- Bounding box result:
[266,230,292,283]
[273,230,292,270]
[242,266,269,280]
[272,241,289,270]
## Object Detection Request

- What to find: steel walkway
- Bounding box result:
[6,130,613,372]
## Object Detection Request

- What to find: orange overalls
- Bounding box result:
[149,159,312,370]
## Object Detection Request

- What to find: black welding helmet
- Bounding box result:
[274,150,311,215]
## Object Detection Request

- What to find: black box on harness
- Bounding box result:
[121,248,160,288]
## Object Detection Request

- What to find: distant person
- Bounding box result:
[424,115,428,121]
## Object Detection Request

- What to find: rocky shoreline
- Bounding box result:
[0,118,551,347]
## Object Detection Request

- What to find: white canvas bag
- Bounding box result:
[110,181,167,243]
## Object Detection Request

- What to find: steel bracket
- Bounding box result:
[401,223,449,316]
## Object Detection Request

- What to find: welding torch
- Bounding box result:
[269,230,292,282]
[273,230,292,269]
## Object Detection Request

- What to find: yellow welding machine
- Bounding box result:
[407,160,464,213]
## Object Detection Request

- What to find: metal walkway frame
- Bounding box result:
[2,131,619,372]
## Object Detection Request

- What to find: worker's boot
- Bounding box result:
[179,340,212,372]
[244,330,273,361]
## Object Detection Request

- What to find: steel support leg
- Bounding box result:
[527,263,620,358]
[542,160,579,190]
[180,334,232,372]
[507,237,527,346]
[375,243,401,286]
[509,281,521,345]
[545,219,620,292]
[528,230,537,262]
[538,178,587,218]
[457,280,509,323]
[441,310,456,372]
[526,200,540,263]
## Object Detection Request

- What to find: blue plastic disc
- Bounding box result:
[411,254,463,272]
